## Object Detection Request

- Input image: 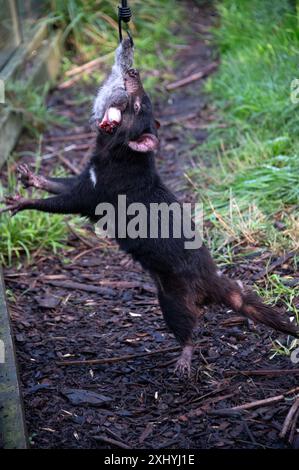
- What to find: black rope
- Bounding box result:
[118,0,132,43]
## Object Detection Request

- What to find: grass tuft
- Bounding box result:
[0,169,81,266]
[190,0,299,260]
[5,82,69,137]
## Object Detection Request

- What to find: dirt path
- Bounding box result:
[3,1,299,449]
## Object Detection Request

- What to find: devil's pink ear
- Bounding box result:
[155,120,161,129]
[128,133,159,153]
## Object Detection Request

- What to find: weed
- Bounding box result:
[0,166,81,266]
[5,81,68,136]
[191,0,299,261]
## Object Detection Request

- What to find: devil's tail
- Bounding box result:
[209,274,299,338]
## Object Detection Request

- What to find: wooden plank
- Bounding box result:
[0,109,23,168]
[0,28,62,167]
[0,267,27,448]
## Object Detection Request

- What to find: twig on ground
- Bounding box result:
[225,368,299,378]
[221,316,248,327]
[229,395,284,411]
[71,245,110,262]
[160,111,198,126]
[288,407,299,444]
[45,279,114,295]
[44,132,95,143]
[253,250,297,281]
[57,154,81,175]
[57,75,84,90]
[181,386,299,421]
[166,62,218,91]
[65,53,113,77]
[67,223,95,248]
[64,143,92,152]
[79,149,93,171]
[213,386,299,414]
[280,396,299,439]
[179,392,236,420]
[92,435,130,449]
[56,345,182,366]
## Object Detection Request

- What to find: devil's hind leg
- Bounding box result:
[158,289,197,376]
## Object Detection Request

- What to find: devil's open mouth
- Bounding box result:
[128,133,159,153]
[98,107,159,153]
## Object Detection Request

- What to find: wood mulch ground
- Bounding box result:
[2,1,299,449]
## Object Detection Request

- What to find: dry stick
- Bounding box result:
[57,154,81,175]
[253,250,296,281]
[288,407,299,444]
[180,392,236,420]
[65,52,113,77]
[4,272,30,278]
[56,345,182,366]
[230,395,284,411]
[221,316,248,327]
[93,435,130,450]
[280,396,299,439]
[79,149,93,172]
[225,368,299,378]
[62,143,92,152]
[214,386,299,414]
[45,132,95,143]
[166,62,218,91]
[46,279,113,295]
[71,245,108,262]
[58,74,85,90]
[160,111,198,127]
[67,223,95,249]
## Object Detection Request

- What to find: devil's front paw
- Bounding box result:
[4,194,28,216]
[17,164,43,189]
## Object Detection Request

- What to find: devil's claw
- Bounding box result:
[4,194,27,216]
[17,164,31,186]
[17,164,45,189]
[17,163,30,176]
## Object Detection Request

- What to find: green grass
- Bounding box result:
[0,169,79,266]
[5,81,69,137]
[257,272,299,357]
[190,0,299,260]
[0,203,69,266]
[255,273,299,322]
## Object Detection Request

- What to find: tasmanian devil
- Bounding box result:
[3,47,299,376]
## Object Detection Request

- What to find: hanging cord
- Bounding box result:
[118,0,133,43]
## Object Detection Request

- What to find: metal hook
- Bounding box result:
[118,1,133,43]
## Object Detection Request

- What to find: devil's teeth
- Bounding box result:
[107,107,121,123]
